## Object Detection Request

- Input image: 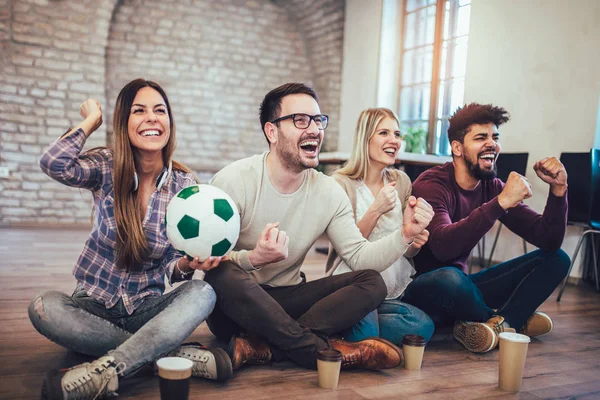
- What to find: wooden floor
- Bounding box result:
[1,228,600,400]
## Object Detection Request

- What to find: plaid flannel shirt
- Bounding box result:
[39,128,197,314]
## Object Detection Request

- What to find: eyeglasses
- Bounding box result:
[271,113,329,130]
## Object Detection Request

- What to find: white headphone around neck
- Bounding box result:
[132,160,172,192]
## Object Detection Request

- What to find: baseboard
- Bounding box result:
[566,276,583,286]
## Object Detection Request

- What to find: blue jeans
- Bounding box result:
[342,298,435,345]
[402,249,570,330]
[28,280,216,376]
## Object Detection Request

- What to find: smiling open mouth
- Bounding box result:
[140,130,162,137]
[479,152,496,167]
[300,139,319,156]
[383,147,397,156]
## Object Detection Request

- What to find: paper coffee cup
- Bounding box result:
[316,349,342,389]
[402,334,426,370]
[498,332,530,392]
[157,357,193,400]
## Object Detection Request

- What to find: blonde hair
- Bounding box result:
[336,108,401,181]
[111,79,193,269]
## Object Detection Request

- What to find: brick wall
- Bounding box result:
[0,0,345,226]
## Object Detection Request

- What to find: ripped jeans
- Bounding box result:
[28,280,216,376]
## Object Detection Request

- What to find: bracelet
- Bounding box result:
[176,261,193,278]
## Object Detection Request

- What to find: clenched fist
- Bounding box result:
[402,196,434,242]
[370,181,397,215]
[498,171,532,210]
[248,222,289,267]
[79,99,103,134]
[533,157,568,196]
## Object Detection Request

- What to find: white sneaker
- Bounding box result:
[167,342,233,382]
[42,356,122,400]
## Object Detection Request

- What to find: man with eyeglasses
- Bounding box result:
[204,83,434,373]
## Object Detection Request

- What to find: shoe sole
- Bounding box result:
[41,369,65,400]
[210,347,234,382]
[453,323,497,353]
[227,336,242,371]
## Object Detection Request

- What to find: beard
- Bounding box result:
[275,130,319,173]
[464,154,497,181]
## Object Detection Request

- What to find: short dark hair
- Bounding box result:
[259,83,319,144]
[448,103,510,143]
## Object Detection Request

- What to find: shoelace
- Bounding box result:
[187,353,210,378]
[342,353,359,367]
[64,360,125,400]
[491,320,505,336]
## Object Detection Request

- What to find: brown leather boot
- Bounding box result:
[227,335,272,370]
[330,337,403,370]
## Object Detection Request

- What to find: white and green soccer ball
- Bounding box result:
[165,184,240,260]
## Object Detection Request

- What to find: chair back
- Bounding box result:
[559,152,592,225]
[495,152,529,182]
[590,148,600,229]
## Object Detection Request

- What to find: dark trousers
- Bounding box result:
[204,261,386,369]
[403,249,570,330]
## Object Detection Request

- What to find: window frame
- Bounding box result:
[398,0,469,156]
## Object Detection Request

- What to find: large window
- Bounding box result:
[399,0,471,155]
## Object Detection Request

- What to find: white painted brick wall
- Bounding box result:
[0,0,344,226]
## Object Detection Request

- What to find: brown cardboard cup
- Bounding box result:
[316,349,342,389]
[402,334,426,370]
[498,332,531,392]
[156,357,193,400]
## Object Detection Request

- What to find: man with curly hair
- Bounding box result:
[404,103,570,353]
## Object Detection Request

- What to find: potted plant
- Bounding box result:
[403,127,428,154]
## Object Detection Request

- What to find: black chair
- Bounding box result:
[484,152,530,268]
[557,149,600,301]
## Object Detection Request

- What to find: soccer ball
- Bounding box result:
[165,184,240,260]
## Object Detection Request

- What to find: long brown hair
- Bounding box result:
[336,108,400,181]
[111,79,192,269]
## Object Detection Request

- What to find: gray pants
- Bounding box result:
[28,280,216,376]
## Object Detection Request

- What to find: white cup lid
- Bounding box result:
[499,332,531,343]
[156,357,193,371]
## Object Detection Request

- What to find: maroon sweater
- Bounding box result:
[412,162,568,274]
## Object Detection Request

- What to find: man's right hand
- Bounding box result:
[401,196,434,242]
[248,222,289,267]
[79,99,103,134]
[498,171,533,210]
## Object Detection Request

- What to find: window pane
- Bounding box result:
[435,118,451,155]
[440,36,469,79]
[402,46,434,85]
[406,0,436,13]
[437,78,465,119]
[400,85,431,121]
[404,6,436,49]
[456,4,471,37]
[449,77,465,113]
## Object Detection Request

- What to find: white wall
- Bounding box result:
[337,0,384,152]
[465,0,600,276]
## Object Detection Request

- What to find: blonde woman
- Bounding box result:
[30,79,232,400]
[326,108,434,345]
